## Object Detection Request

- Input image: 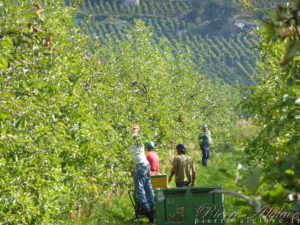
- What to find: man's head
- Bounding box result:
[144,141,155,151]
[132,124,140,135]
[202,124,208,132]
[176,143,187,154]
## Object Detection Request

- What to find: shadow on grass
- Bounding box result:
[212,144,243,154]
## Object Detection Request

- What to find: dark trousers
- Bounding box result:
[201,145,210,167]
[176,182,190,187]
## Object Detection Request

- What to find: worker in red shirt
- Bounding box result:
[145,141,160,176]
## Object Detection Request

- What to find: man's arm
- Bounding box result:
[191,168,196,186]
[133,133,143,148]
[168,166,176,183]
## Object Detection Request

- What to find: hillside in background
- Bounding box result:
[66,0,287,85]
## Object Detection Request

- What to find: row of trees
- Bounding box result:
[81,16,258,85]
[77,0,288,20]
[77,0,193,17]
[75,0,263,85]
[227,0,300,224]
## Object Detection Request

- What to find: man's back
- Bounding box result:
[172,155,194,183]
[130,134,148,165]
[146,150,160,175]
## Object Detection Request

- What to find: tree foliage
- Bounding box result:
[236,0,299,223]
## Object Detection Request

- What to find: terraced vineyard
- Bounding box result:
[70,0,288,84]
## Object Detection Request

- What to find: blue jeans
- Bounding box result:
[201,145,210,167]
[134,163,155,212]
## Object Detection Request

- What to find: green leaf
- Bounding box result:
[0,58,8,69]
[245,168,261,194]
[262,19,276,43]
[281,40,300,65]
[15,117,26,129]
[251,8,261,15]
[275,6,287,21]
[285,169,295,176]
[0,111,11,121]
[269,184,285,201]
[287,77,293,86]
[295,162,300,179]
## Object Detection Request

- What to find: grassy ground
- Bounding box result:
[63,145,244,225]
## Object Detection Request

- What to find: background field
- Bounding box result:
[68,0,287,85]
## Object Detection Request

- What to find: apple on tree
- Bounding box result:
[46,36,52,42]
[35,3,41,10]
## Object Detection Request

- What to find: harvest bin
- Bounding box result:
[154,186,225,225]
[151,175,168,189]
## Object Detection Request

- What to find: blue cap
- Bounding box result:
[202,124,208,128]
[176,143,187,153]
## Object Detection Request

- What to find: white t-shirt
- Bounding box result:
[130,134,149,165]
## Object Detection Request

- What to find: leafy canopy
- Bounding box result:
[235,0,299,223]
[0,0,238,223]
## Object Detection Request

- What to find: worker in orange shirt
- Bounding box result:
[145,141,160,176]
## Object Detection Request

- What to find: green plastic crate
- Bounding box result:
[155,186,225,225]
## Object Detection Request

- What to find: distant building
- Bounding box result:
[234,22,245,29]
[234,20,256,30]
[123,0,140,6]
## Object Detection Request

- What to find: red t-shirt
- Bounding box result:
[146,150,160,176]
